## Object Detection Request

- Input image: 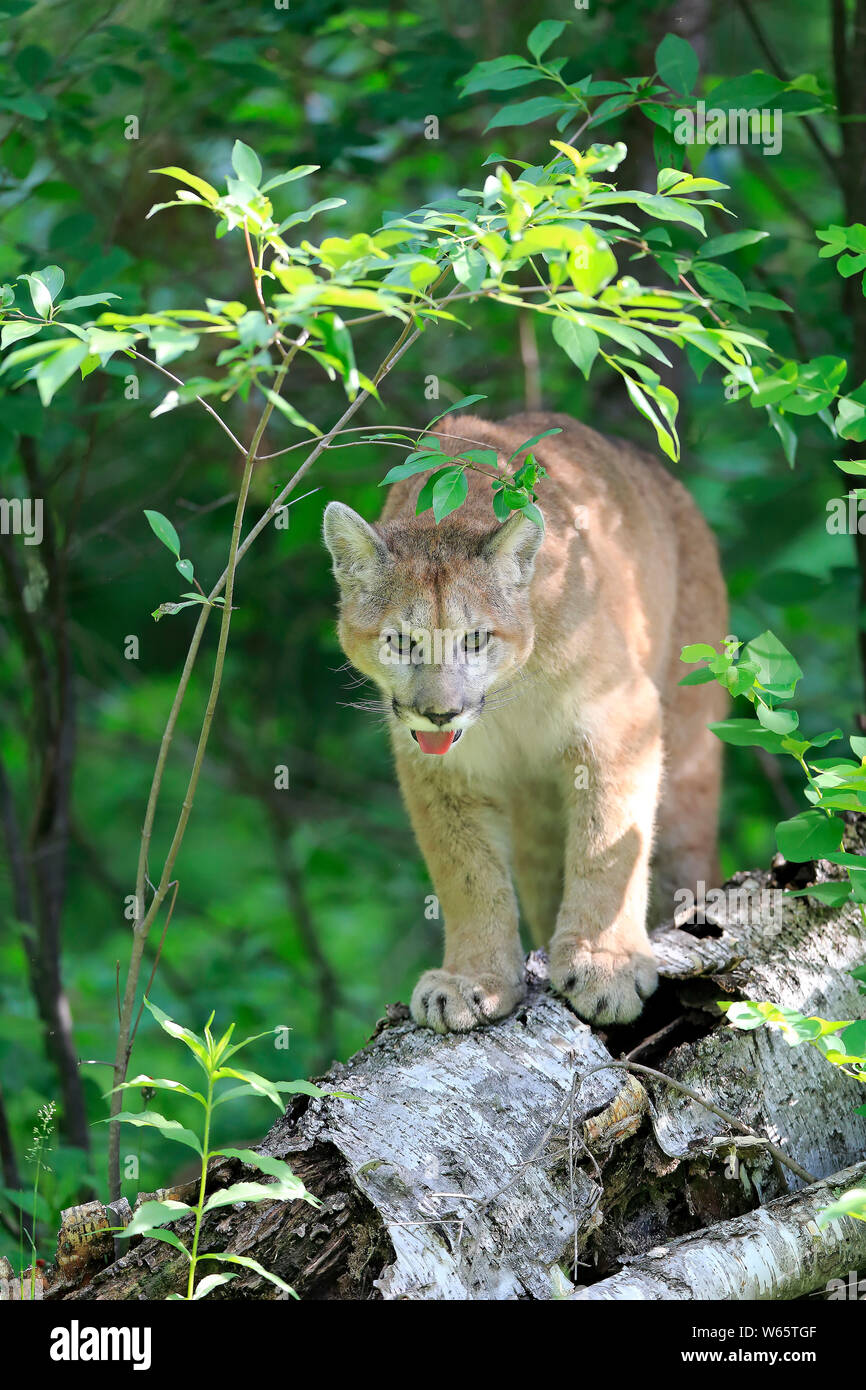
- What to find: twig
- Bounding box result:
[481,1055,817,1211]
[129,350,246,456]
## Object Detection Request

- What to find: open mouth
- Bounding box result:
[410,729,464,755]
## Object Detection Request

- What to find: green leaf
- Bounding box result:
[275,197,347,233]
[552,317,599,379]
[655,34,699,94]
[452,247,487,292]
[202,1176,308,1213]
[811,729,843,748]
[740,630,803,698]
[485,96,569,131]
[0,93,47,120]
[121,1199,194,1238]
[107,1110,202,1154]
[818,1188,866,1226]
[380,452,445,486]
[55,293,121,312]
[692,261,748,311]
[151,166,219,203]
[133,1227,191,1258]
[709,718,787,753]
[109,1074,206,1106]
[775,810,843,863]
[144,510,181,558]
[756,704,799,735]
[623,374,679,461]
[36,341,88,404]
[460,66,543,97]
[192,1272,237,1299]
[431,466,468,523]
[681,642,717,662]
[527,19,566,60]
[258,386,322,436]
[317,312,359,399]
[213,1066,284,1110]
[176,558,194,583]
[262,165,319,192]
[19,267,60,317]
[142,998,209,1066]
[212,1078,332,1107]
[198,1252,297,1296]
[785,881,852,907]
[214,1149,307,1183]
[697,230,769,259]
[231,140,262,188]
[1,321,42,349]
[424,394,487,428]
[678,667,716,686]
[508,427,562,460]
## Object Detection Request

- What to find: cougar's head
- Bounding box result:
[323,501,543,754]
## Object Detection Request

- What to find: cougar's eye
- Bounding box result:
[463,629,489,654]
[383,629,413,661]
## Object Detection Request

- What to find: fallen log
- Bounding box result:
[570,1159,866,1301]
[44,824,866,1301]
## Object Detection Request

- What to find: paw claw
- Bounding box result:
[550,940,657,1025]
[410,969,523,1033]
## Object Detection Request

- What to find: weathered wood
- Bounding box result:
[570,1160,866,1300]
[45,827,866,1301]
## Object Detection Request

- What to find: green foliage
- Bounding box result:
[681,633,864,902]
[0,30,844,487]
[106,999,333,1300]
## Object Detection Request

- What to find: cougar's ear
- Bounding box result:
[482,510,544,586]
[323,501,390,589]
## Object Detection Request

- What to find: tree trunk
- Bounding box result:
[43,825,866,1301]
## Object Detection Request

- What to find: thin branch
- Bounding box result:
[734,0,838,175]
[108,350,293,1199]
[481,1055,817,1210]
[129,350,246,455]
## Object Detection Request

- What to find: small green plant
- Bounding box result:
[720,971,866,1225]
[106,999,341,1300]
[17,1101,56,1298]
[680,630,866,912]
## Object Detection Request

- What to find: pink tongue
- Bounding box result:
[415,730,456,755]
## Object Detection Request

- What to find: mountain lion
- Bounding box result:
[323,412,727,1032]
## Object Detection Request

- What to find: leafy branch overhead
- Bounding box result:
[1,25,863,529]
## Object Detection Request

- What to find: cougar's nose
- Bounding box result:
[420,708,463,726]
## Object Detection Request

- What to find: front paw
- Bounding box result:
[410,968,524,1034]
[550,937,657,1025]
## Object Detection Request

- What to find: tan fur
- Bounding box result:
[323,412,728,1032]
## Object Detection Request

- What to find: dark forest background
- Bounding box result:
[0,0,863,1258]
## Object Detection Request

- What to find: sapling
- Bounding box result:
[106,998,348,1300]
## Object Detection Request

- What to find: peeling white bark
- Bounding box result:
[298,973,624,1300]
[570,1160,866,1300]
[649,868,866,1186]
